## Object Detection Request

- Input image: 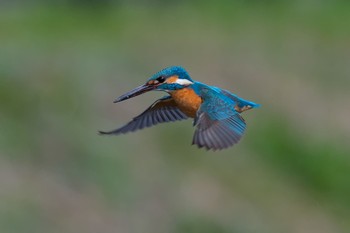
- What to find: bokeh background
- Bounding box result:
[1,1,350,233]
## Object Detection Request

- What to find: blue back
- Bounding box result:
[192,82,260,109]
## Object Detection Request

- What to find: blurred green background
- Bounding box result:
[1,1,350,233]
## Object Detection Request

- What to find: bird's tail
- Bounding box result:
[221,90,260,112]
[235,97,260,113]
[237,98,260,109]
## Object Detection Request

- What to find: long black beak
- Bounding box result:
[113,83,155,103]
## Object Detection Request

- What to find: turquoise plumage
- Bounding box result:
[100,66,260,150]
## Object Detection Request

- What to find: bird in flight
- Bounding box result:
[100,66,260,150]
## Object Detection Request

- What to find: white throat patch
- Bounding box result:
[175,78,193,86]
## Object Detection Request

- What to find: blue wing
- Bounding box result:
[99,96,188,135]
[192,87,246,150]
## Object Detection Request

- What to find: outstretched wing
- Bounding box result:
[192,88,246,150]
[99,96,188,135]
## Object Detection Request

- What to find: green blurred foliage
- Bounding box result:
[1,1,350,233]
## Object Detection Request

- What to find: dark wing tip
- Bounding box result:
[192,138,233,151]
[192,139,240,151]
[191,142,220,151]
[98,128,126,135]
[98,130,114,135]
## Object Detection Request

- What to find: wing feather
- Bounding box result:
[193,113,246,150]
[99,96,188,135]
[192,87,247,150]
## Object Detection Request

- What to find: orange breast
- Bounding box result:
[170,88,202,118]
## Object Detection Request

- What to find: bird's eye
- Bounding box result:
[156,76,166,83]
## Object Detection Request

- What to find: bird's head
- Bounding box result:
[114,66,194,103]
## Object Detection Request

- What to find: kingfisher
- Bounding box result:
[99,66,260,150]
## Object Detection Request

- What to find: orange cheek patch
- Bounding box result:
[166,75,179,84]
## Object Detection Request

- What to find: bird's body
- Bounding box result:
[170,87,202,118]
[100,66,260,150]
